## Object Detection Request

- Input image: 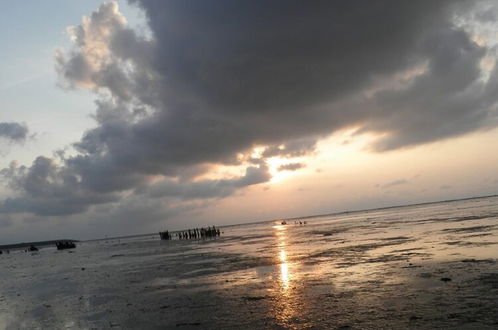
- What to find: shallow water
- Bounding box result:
[2,196,498,329]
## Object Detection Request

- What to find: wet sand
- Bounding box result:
[2,196,498,329]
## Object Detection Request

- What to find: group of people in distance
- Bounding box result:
[159,226,221,240]
[56,241,76,250]
[281,220,307,226]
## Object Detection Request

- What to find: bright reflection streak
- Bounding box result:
[280,263,290,290]
[279,250,287,262]
[273,224,291,291]
[270,223,303,327]
[279,249,290,289]
[273,224,287,231]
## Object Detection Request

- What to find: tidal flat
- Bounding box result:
[2,196,498,329]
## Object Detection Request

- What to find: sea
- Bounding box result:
[1,196,498,329]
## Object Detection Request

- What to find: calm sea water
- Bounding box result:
[1,196,498,329]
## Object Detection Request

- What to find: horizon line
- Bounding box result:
[2,193,497,246]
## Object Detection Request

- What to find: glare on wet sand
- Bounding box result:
[2,196,498,329]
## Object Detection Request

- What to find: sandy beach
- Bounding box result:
[2,196,498,329]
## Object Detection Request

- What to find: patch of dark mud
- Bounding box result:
[478,273,498,289]
[346,253,421,268]
[363,254,408,264]
[150,251,278,279]
[242,295,270,301]
[391,247,424,253]
[464,233,493,238]
[401,264,423,269]
[461,259,496,264]
[376,218,438,227]
[444,241,462,246]
[309,238,414,261]
[444,241,498,247]
[337,254,408,267]
[442,225,494,233]
[448,215,496,222]
[308,228,350,236]
[217,255,277,273]
[238,238,270,246]
[380,236,412,241]
[221,234,271,243]
[384,213,497,228]
[322,291,355,299]
[425,215,491,224]
[176,322,202,327]
[398,251,433,258]
[347,239,414,252]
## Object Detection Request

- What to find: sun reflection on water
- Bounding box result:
[273,224,292,291]
[270,223,304,327]
[280,262,290,290]
[279,247,290,290]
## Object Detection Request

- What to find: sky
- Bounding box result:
[1,0,498,243]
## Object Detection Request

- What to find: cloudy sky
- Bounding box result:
[1,0,498,243]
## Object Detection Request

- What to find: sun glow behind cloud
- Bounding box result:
[260,129,387,184]
[267,157,303,183]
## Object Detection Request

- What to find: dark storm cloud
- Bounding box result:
[2,0,498,219]
[0,156,118,216]
[262,138,317,159]
[0,122,28,142]
[147,165,270,200]
[359,27,498,151]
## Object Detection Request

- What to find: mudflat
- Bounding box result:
[2,196,498,329]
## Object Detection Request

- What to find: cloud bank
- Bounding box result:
[2,1,498,228]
